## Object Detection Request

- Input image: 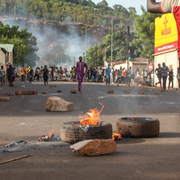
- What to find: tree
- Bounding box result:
[0,22,39,66]
[133,6,160,61]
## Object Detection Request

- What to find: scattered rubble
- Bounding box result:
[45,96,74,112]
[138,90,144,94]
[0,97,10,102]
[39,133,54,141]
[70,139,116,156]
[24,90,38,95]
[6,140,27,148]
[107,89,114,94]
[71,88,77,94]
[15,90,24,95]
[123,89,131,94]
[57,90,62,93]
[50,85,54,87]
[21,85,25,88]
[154,90,160,95]
[42,91,47,94]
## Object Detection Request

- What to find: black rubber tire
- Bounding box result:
[116,117,160,138]
[60,121,112,144]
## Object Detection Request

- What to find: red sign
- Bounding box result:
[149,63,153,71]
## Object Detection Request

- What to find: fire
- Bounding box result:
[131,116,139,121]
[112,132,121,140]
[39,128,56,141]
[79,102,104,125]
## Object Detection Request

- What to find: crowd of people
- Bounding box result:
[2,58,180,92]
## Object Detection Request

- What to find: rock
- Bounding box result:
[70,139,116,156]
[71,88,77,94]
[24,91,34,95]
[154,90,160,95]
[107,89,114,94]
[57,90,62,93]
[50,85,54,87]
[45,96,74,112]
[55,85,57,87]
[42,91,47,94]
[34,89,38,95]
[15,90,24,95]
[0,97,10,102]
[123,89,131,94]
[138,90,144,94]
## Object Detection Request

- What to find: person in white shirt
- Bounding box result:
[0,66,5,85]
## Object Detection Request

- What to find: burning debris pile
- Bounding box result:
[39,129,54,141]
[112,133,121,140]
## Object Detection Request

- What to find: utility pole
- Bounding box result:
[127,26,130,70]
[111,18,113,68]
[95,44,97,69]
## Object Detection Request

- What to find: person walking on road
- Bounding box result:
[155,64,162,89]
[177,67,180,89]
[117,67,122,86]
[76,56,88,92]
[21,65,26,83]
[161,62,169,92]
[128,67,132,86]
[106,64,111,86]
[7,64,14,87]
[168,69,174,89]
[43,65,49,85]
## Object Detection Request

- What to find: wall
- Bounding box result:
[154,50,178,88]
[0,48,5,66]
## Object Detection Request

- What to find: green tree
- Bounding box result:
[133,6,160,61]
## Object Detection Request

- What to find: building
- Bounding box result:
[105,58,148,73]
[0,44,14,70]
[154,14,178,88]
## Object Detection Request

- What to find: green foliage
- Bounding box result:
[0,21,39,66]
[0,0,137,26]
[132,6,161,61]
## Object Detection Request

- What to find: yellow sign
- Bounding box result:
[155,13,178,54]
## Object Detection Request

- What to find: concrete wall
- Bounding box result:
[154,50,178,88]
[0,48,5,66]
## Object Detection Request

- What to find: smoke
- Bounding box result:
[0,5,97,69]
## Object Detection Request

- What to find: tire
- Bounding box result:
[60,121,112,144]
[116,117,160,138]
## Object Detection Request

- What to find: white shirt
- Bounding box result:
[98,69,103,75]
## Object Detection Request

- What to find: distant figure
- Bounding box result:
[106,64,111,86]
[43,65,49,85]
[21,65,26,83]
[161,62,169,92]
[168,69,174,89]
[177,67,180,89]
[7,64,14,86]
[128,67,132,86]
[155,64,162,89]
[0,66,5,85]
[76,56,88,92]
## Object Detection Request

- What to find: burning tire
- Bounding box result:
[116,117,160,138]
[60,121,112,144]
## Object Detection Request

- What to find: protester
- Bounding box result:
[136,69,140,82]
[155,64,162,89]
[0,66,4,85]
[13,68,17,81]
[141,69,144,83]
[98,67,103,82]
[144,69,148,83]
[43,65,49,85]
[0,66,5,85]
[128,67,132,86]
[76,56,88,92]
[177,67,180,89]
[21,65,26,83]
[124,69,128,84]
[28,66,33,84]
[54,67,59,81]
[117,67,122,86]
[121,68,125,83]
[161,62,169,92]
[168,69,174,89]
[7,64,14,86]
[106,64,111,86]
[72,66,76,80]
[40,66,43,81]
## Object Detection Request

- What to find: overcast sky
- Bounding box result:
[92,0,161,15]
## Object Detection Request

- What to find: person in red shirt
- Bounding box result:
[147,0,180,59]
[124,69,128,84]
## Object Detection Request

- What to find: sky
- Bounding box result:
[92,0,161,15]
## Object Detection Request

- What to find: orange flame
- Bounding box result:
[79,102,104,125]
[112,132,121,140]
